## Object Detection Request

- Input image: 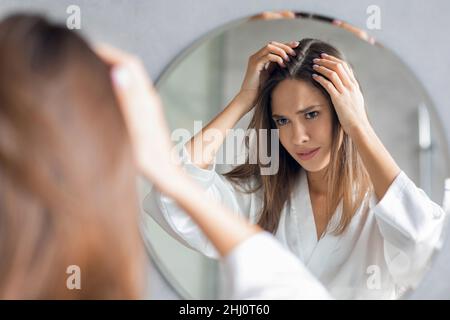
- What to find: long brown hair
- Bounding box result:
[225,38,371,236]
[0,14,145,299]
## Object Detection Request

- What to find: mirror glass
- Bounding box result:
[140,11,450,299]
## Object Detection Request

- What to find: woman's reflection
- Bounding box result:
[147,38,446,299]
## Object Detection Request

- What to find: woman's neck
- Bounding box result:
[306,167,328,196]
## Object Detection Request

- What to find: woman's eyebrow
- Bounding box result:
[272,105,323,118]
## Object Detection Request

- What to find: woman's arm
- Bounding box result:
[346,122,400,200]
[94,44,260,256]
[185,93,251,169]
[312,55,447,288]
[186,41,299,169]
[162,173,262,256]
[312,53,400,200]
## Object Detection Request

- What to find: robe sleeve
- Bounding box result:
[222,231,333,299]
[142,145,257,259]
[369,171,447,288]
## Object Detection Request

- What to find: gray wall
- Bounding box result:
[1,0,450,299]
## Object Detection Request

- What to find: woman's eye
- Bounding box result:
[275,118,289,126]
[305,111,319,120]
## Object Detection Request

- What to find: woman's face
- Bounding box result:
[271,79,334,173]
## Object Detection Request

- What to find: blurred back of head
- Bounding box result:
[0,14,145,299]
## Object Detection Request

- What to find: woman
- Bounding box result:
[0,14,146,299]
[0,14,330,299]
[146,38,446,299]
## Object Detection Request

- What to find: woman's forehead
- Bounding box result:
[271,79,328,113]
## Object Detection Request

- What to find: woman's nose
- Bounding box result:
[291,123,309,145]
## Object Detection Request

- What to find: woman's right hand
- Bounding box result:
[237,41,300,110]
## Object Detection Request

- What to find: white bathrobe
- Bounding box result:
[143,146,446,299]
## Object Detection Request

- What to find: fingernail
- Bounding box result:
[112,66,130,88]
[313,64,319,69]
[333,19,342,25]
[292,41,300,47]
[313,58,320,63]
[321,53,328,57]
[312,73,318,78]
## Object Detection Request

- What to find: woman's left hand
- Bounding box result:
[313,53,401,200]
[312,53,370,135]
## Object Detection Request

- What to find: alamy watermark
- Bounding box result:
[366,5,381,30]
[170,121,280,175]
[66,5,81,30]
[66,264,81,290]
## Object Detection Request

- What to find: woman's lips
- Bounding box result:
[296,147,321,161]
